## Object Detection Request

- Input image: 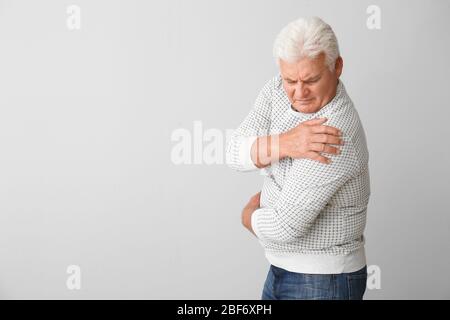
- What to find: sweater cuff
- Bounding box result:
[251,209,265,240]
[238,136,258,171]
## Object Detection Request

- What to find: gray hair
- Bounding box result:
[273,17,340,71]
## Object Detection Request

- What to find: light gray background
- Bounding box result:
[0,0,449,299]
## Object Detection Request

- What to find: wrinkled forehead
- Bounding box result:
[279,53,326,80]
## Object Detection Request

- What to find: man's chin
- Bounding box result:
[293,104,318,114]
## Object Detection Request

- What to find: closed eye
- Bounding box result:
[305,76,321,84]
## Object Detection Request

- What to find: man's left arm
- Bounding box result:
[246,134,361,244]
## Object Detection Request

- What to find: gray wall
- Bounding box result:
[0,0,449,299]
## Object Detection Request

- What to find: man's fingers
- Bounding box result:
[311,125,341,136]
[249,191,261,205]
[323,145,340,155]
[309,143,340,155]
[304,151,331,164]
[253,191,261,200]
[311,134,343,145]
[303,118,327,126]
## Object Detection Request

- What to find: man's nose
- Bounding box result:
[294,81,309,98]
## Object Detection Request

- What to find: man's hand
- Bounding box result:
[241,192,261,236]
[279,118,343,164]
[250,118,343,168]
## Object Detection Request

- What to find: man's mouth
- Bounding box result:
[295,98,313,104]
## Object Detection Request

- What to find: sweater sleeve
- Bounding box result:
[251,132,361,244]
[225,77,274,172]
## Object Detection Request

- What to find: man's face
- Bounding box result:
[279,53,343,113]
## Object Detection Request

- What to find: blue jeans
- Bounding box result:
[261,265,367,300]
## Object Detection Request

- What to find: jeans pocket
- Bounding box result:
[346,269,367,300]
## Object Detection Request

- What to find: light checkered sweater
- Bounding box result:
[226,75,370,274]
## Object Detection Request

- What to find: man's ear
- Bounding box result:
[335,56,343,77]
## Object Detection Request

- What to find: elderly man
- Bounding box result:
[226,17,370,300]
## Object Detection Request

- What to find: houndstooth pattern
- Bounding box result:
[226,74,370,256]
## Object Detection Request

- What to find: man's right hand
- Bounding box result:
[250,118,343,168]
[279,118,343,164]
